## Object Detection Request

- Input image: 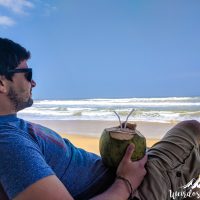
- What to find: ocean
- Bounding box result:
[18,97,200,123]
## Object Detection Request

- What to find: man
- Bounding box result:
[0,38,199,200]
[0,38,147,200]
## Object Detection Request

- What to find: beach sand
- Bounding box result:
[59,134,160,155]
[31,120,177,154]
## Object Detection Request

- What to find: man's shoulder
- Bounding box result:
[0,120,39,149]
[0,122,21,137]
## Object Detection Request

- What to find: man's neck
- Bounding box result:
[0,110,17,116]
[0,97,17,115]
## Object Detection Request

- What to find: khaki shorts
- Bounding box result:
[136,120,200,200]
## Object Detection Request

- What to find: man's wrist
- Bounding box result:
[90,178,133,200]
[116,176,135,200]
[114,177,131,200]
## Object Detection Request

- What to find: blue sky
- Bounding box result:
[0,0,200,99]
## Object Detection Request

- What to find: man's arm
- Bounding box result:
[13,175,127,200]
[14,144,147,200]
[14,175,73,200]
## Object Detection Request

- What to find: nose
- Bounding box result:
[31,80,36,88]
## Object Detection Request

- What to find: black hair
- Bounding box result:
[0,38,31,80]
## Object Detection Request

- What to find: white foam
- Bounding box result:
[18,97,200,122]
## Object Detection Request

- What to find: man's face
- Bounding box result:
[7,60,36,112]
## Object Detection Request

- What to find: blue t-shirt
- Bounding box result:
[0,115,115,200]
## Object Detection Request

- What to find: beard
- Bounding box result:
[7,87,33,112]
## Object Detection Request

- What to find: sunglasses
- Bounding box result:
[6,68,32,82]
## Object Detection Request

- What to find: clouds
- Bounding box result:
[0,0,34,14]
[0,15,15,26]
[0,0,57,27]
[0,0,34,26]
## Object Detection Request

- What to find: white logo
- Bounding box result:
[169,177,200,199]
[181,178,200,190]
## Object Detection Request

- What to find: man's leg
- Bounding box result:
[136,120,200,200]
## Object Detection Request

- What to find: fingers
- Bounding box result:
[121,143,148,171]
[122,143,135,162]
[117,144,147,184]
[139,154,148,167]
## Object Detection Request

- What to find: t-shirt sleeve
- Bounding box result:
[0,130,55,199]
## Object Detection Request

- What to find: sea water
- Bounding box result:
[18,97,200,123]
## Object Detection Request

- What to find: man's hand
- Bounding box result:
[91,144,147,200]
[116,144,147,191]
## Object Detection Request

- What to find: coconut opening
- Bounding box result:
[110,131,134,140]
[105,126,144,140]
[106,127,136,133]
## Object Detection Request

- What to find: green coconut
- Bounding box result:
[99,123,146,168]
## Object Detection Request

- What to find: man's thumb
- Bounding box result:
[123,143,135,161]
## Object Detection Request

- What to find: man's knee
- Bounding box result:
[176,120,200,132]
[174,120,200,143]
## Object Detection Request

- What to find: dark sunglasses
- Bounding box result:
[6,68,32,82]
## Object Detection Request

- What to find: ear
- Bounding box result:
[0,75,8,93]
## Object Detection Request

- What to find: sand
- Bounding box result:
[60,134,159,155]
[31,120,177,155]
